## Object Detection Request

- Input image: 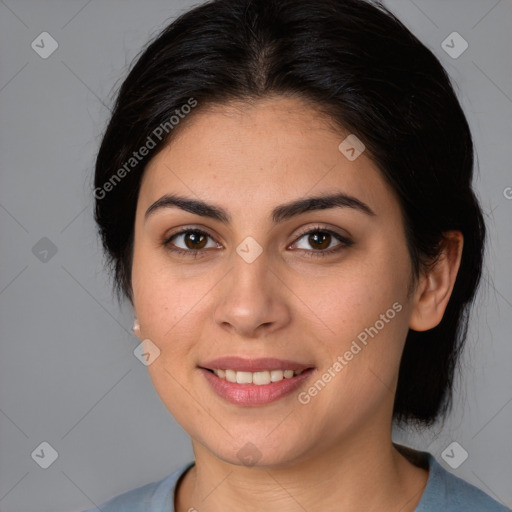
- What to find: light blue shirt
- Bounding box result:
[82,451,510,511]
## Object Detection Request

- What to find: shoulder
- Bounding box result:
[417,453,510,512]
[81,461,194,512]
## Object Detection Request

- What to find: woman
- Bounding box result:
[85,0,510,510]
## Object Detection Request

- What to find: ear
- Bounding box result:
[409,230,464,332]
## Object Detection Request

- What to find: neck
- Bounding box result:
[175,426,428,512]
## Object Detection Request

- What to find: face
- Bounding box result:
[131,96,417,467]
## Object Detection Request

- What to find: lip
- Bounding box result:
[200,368,315,406]
[198,358,316,406]
[199,356,313,372]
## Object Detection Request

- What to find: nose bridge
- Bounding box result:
[213,247,289,336]
[228,248,274,311]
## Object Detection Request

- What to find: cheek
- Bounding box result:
[132,240,201,335]
[132,258,211,427]
[294,251,408,339]
[131,245,220,394]
[133,272,209,350]
[295,247,411,396]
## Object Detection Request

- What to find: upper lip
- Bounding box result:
[199,357,314,372]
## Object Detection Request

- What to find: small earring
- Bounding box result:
[132,318,140,333]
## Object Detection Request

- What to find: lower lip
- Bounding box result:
[200,368,315,406]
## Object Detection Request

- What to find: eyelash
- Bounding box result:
[162,225,353,259]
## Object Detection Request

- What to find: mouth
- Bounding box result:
[198,357,316,406]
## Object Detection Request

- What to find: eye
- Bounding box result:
[162,225,353,258]
[163,228,220,256]
[290,226,353,257]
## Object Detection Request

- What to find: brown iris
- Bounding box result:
[308,231,331,250]
[184,231,208,250]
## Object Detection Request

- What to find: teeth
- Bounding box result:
[225,369,236,383]
[212,368,304,385]
[236,371,253,384]
[253,371,271,385]
[270,370,284,382]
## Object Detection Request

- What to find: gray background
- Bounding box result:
[0,0,511,511]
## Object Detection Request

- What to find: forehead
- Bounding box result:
[139,96,399,221]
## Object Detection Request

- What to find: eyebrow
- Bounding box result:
[144,191,376,224]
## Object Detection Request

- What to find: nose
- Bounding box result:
[213,251,291,338]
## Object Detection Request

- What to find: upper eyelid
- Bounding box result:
[294,224,350,240]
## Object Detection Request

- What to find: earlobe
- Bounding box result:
[409,231,464,332]
[132,318,141,338]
